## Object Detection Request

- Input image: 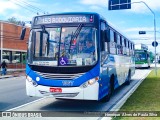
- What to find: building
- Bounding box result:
[0,21,30,69]
[135,43,148,50]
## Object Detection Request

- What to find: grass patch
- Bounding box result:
[113,69,160,120]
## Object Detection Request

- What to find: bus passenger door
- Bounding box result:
[99,21,110,97]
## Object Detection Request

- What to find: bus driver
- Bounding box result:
[84,39,95,53]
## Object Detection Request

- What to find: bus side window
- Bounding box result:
[106,29,110,53]
[123,38,127,55]
[100,22,105,51]
[117,34,122,55]
[133,44,135,55]
[126,40,129,56]
[109,29,116,54]
[130,43,133,56]
[120,36,123,55]
[128,41,130,56]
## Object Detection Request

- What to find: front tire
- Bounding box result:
[100,76,114,102]
[125,70,131,85]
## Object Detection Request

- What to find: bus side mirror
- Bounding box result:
[101,30,110,51]
[20,27,26,40]
[101,30,105,51]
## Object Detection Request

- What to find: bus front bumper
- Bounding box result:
[135,63,149,68]
[26,80,99,100]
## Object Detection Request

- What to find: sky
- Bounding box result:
[0,0,160,53]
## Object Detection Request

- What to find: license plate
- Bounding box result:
[50,88,62,93]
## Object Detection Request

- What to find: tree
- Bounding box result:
[7,17,25,26]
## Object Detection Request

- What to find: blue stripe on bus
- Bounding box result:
[26,63,100,87]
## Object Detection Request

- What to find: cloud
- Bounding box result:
[80,0,160,13]
[124,27,155,32]
[80,0,108,7]
[128,0,160,13]
[0,0,18,14]
[122,27,160,46]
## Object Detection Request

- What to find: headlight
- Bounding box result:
[81,77,99,88]
[88,77,99,85]
[26,75,38,87]
[26,75,32,82]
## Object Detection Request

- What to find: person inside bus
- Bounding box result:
[83,39,95,53]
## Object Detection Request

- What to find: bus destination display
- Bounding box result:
[34,15,94,24]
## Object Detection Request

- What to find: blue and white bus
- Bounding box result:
[21,12,135,102]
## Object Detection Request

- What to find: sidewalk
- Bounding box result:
[0,69,25,79]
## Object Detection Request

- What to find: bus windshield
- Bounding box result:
[28,26,98,67]
[135,52,147,61]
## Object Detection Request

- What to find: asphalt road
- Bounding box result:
[0,76,39,111]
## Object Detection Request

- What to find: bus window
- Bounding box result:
[126,40,130,56]
[124,39,126,47]
[114,32,117,43]
[35,32,40,57]
[122,37,125,46]
[117,35,120,45]
[109,30,116,54]
[122,39,126,55]
[132,44,135,55]
[120,36,122,45]
[110,29,114,42]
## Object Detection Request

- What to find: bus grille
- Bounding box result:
[35,71,85,80]
[39,90,79,97]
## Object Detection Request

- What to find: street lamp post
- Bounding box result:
[130,1,157,75]
[138,1,157,75]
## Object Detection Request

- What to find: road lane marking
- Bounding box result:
[6,98,45,111]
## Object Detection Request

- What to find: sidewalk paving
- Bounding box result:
[0,69,25,79]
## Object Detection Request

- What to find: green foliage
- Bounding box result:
[7,17,24,25]
[113,69,160,120]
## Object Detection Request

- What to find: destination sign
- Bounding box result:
[135,50,146,53]
[34,15,94,24]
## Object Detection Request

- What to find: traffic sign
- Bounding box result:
[139,31,146,34]
[152,41,158,47]
[108,0,131,10]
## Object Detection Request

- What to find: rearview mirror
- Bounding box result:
[20,27,26,40]
[106,29,110,42]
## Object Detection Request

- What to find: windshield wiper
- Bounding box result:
[69,24,83,53]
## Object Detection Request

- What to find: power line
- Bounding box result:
[9,0,48,15]
[9,0,37,14]
[15,0,47,14]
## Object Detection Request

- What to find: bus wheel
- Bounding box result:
[125,70,131,85]
[101,76,114,102]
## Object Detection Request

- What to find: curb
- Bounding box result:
[0,71,25,79]
[109,70,151,112]
[0,75,13,79]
